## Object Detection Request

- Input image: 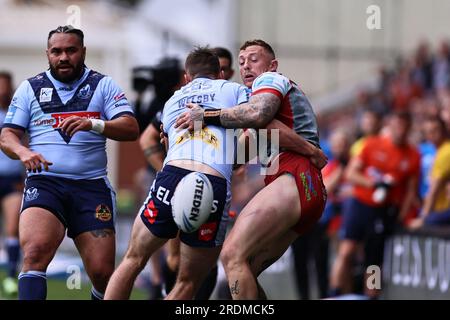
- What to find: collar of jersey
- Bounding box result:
[46,67,90,90]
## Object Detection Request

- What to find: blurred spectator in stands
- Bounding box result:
[389,63,422,111]
[329,111,420,299]
[410,116,450,228]
[432,40,450,95]
[439,90,450,132]
[411,41,433,94]
[377,66,393,96]
[292,128,352,299]
[350,109,382,157]
[418,138,437,201]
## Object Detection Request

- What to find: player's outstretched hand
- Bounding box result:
[59,116,93,136]
[175,103,205,131]
[17,148,53,173]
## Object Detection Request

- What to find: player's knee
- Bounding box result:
[22,243,53,270]
[175,271,196,295]
[85,256,115,289]
[90,269,113,290]
[220,245,245,273]
[124,246,148,270]
[338,243,356,263]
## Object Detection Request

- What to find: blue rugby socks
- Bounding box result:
[18,271,47,300]
[91,287,105,300]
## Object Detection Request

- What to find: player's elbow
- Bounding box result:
[121,118,140,141]
[256,119,271,129]
[129,127,140,141]
[128,117,139,141]
[0,131,10,155]
[254,110,274,128]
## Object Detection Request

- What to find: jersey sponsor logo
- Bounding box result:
[254,76,274,88]
[177,93,216,108]
[374,151,388,162]
[198,222,217,242]
[50,112,101,143]
[33,118,56,127]
[39,88,53,103]
[114,102,129,108]
[175,128,219,148]
[400,159,409,171]
[113,92,126,101]
[143,199,158,224]
[24,187,39,201]
[5,103,18,122]
[77,84,92,99]
[95,204,112,222]
[51,111,101,128]
[300,171,317,201]
[181,81,213,94]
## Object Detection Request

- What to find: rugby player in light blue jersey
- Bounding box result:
[105,47,246,300]
[105,46,326,300]
[0,26,139,300]
[0,71,25,297]
[176,40,328,299]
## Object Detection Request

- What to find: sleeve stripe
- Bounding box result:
[252,88,283,101]
[110,111,135,120]
[1,123,26,131]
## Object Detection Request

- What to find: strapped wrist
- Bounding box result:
[203,108,222,126]
[90,119,105,134]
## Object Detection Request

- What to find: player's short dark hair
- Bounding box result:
[212,47,233,66]
[240,39,275,58]
[0,71,12,82]
[48,25,84,47]
[185,46,220,78]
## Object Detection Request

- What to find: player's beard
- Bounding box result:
[49,61,85,83]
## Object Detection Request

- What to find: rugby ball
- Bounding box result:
[171,172,214,233]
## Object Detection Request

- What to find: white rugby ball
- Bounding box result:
[171,172,214,233]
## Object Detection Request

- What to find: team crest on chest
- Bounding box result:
[39,88,53,103]
[77,84,92,99]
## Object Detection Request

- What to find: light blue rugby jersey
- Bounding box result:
[2,67,134,179]
[162,77,249,183]
[0,109,24,176]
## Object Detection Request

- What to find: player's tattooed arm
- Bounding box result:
[175,93,280,130]
[220,93,280,128]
